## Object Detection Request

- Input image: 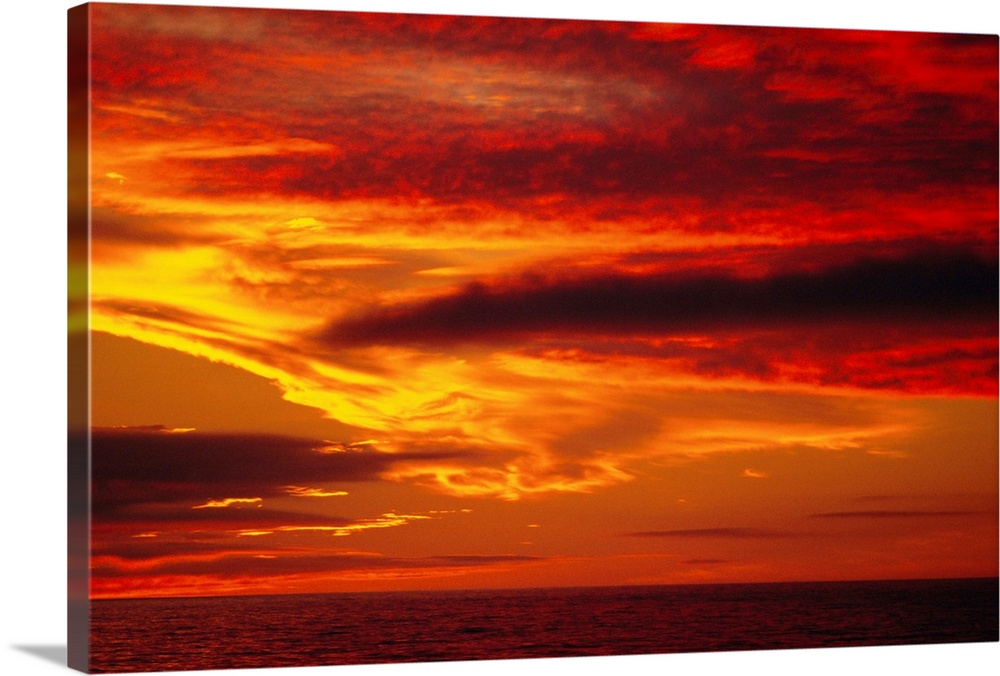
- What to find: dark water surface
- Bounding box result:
[89,577,998,672]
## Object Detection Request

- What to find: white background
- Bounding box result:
[1,1,997,675]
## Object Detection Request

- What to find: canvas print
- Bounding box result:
[68,2,999,673]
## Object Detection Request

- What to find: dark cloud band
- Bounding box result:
[320,252,998,346]
[89,429,467,512]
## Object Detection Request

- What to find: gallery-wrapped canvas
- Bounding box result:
[68,2,998,673]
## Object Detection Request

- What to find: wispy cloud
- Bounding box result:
[625,528,797,539]
[809,510,986,519]
[192,497,263,509]
[90,546,547,598]
[276,512,431,537]
[284,486,349,498]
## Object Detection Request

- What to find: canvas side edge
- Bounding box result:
[67,3,92,673]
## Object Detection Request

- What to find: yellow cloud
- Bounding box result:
[277,512,432,537]
[284,486,349,498]
[192,497,263,509]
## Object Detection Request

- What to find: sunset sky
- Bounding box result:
[79,2,998,599]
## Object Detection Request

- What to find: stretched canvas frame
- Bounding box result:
[68,2,999,674]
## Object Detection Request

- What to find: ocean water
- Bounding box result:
[88,577,998,673]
